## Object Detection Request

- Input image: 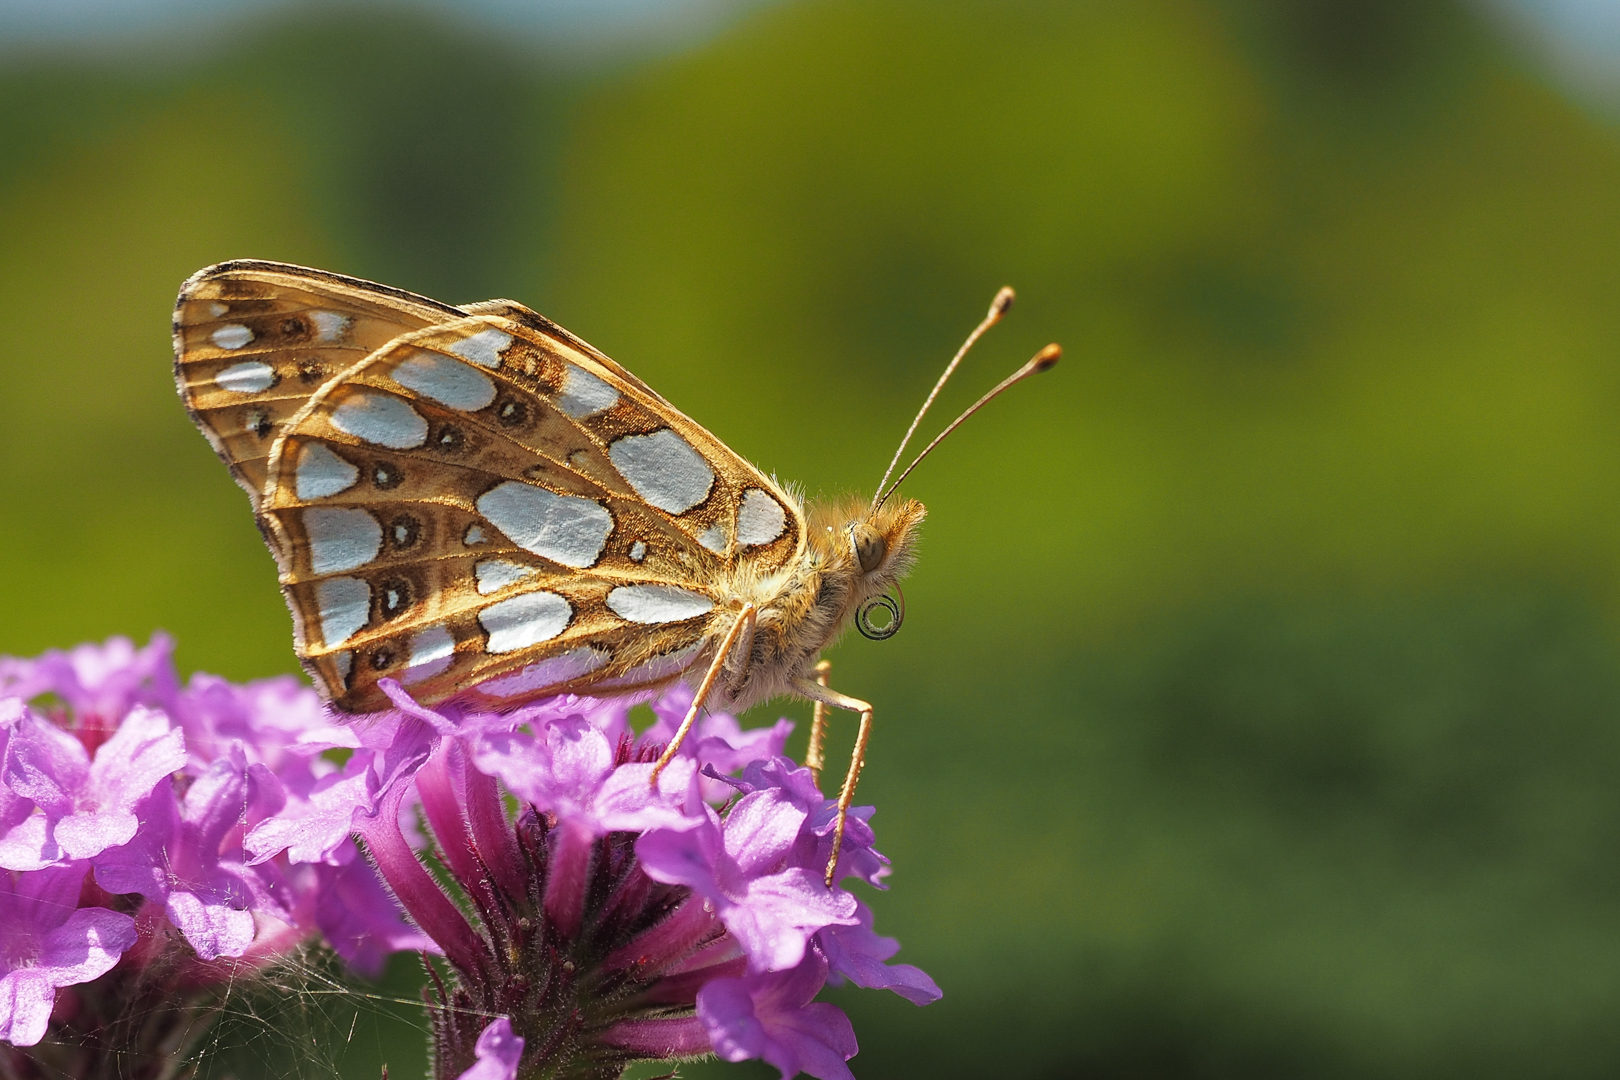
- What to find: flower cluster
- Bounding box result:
[0,635,424,1075]
[0,634,938,1080]
[248,679,939,1080]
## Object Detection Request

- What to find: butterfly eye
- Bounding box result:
[851,524,886,573]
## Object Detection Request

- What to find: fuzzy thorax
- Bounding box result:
[710,493,925,711]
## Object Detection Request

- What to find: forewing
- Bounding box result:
[173,261,463,507]
[258,314,805,712]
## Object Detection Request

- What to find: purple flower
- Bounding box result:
[325,680,932,1080]
[698,949,859,1080]
[94,745,272,960]
[0,634,425,1061]
[721,758,891,889]
[637,787,858,973]
[1,634,417,971]
[0,635,178,728]
[644,684,794,801]
[0,704,186,870]
[819,900,942,1006]
[470,715,704,836]
[171,671,359,773]
[0,632,936,1077]
[349,731,747,1080]
[244,752,376,866]
[454,1017,524,1080]
[0,865,136,1047]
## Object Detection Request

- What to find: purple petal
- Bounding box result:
[643,682,696,744]
[0,864,87,935]
[245,758,374,865]
[166,883,256,960]
[544,718,613,798]
[726,869,858,973]
[828,837,890,891]
[468,727,547,805]
[455,1017,524,1080]
[593,759,704,834]
[736,757,826,811]
[498,694,625,744]
[180,749,252,855]
[51,809,138,863]
[177,673,356,767]
[818,900,940,1004]
[635,813,725,902]
[768,1002,858,1080]
[0,969,55,1047]
[35,907,138,986]
[378,679,459,735]
[84,706,186,821]
[4,710,88,815]
[753,953,858,1080]
[691,717,795,775]
[697,976,768,1062]
[696,953,858,1080]
[92,787,177,901]
[244,761,287,823]
[0,815,54,872]
[723,789,808,877]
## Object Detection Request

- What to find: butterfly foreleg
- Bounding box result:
[649,604,759,784]
[805,659,833,783]
[790,675,874,887]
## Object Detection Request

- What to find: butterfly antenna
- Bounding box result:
[873,342,1061,512]
[871,286,1016,510]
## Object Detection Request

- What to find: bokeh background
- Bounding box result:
[5,0,1620,1076]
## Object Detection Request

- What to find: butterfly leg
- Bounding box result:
[805,660,833,783]
[791,676,873,886]
[649,604,758,783]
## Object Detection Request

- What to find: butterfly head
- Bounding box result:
[804,494,925,642]
[850,496,925,639]
[854,495,926,579]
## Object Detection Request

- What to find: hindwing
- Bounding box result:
[176,262,806,713]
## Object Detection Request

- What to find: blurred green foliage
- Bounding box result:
[5,0,1620,1076]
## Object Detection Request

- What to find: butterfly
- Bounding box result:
[172,260,1057,881]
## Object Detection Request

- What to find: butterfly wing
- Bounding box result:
[248,311,804,712]
[173,261,465,508]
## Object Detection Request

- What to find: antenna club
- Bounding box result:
[1032,343,1061,372]
[990,287,1016,318]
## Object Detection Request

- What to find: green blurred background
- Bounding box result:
[7,0,1620,1075]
